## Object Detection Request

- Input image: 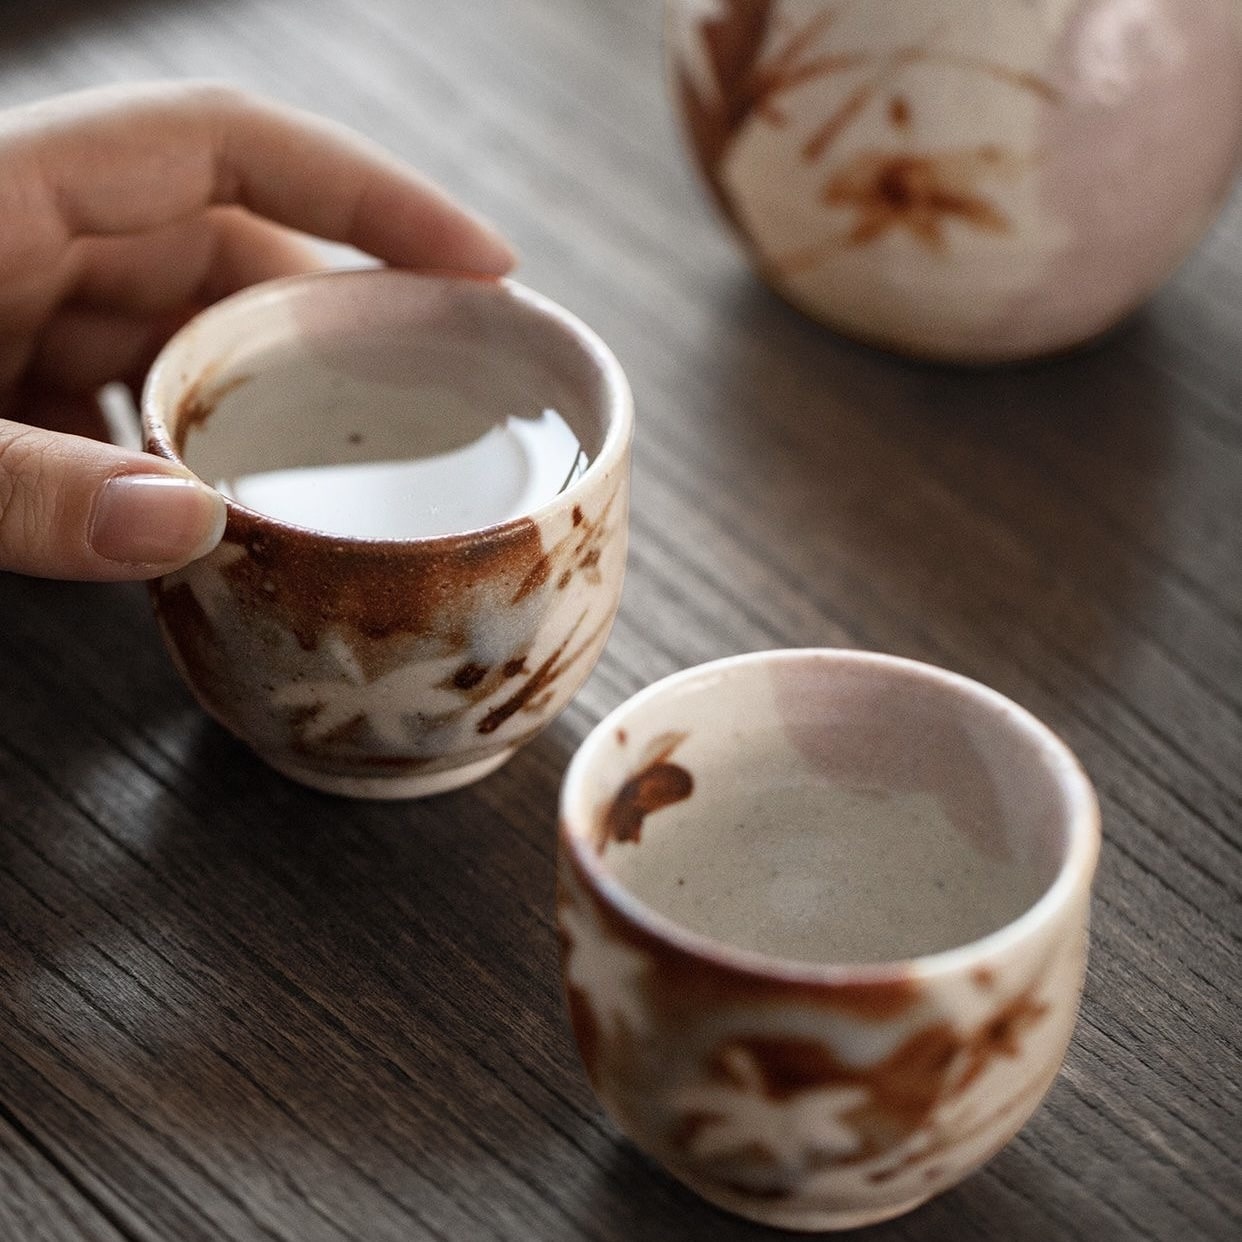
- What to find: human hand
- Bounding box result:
[0,81,515,580]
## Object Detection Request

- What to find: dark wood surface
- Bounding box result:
[1,2,1239,1239]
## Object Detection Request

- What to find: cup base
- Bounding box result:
[674,1172,933,1233]
[262,747,517,800]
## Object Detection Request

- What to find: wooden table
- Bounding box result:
[1,2,1239,1238]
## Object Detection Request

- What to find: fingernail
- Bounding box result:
[89,473,227,566]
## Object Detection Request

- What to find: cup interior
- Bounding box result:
[143,270,628,540]
[563,651,1097,967]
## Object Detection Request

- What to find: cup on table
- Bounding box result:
[666,0,1242,364]
[558,649,1100,1231]
[142,269,632,799]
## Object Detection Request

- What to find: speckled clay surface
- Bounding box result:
[143,271,632,799]
[558,650,1100,1231]
[668,0,1242,363]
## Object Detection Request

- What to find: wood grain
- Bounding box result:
[1,1,1239,1239]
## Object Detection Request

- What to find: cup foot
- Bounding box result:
[675,1173,933,1233]
[263,747,517,800]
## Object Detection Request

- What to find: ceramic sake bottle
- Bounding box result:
[667,0,1242,363]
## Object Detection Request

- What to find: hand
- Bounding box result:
[0,81,515,581]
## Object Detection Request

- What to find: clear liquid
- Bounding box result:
[215,405,585,539]
[181,340,593,539]
[605,775,1046,964]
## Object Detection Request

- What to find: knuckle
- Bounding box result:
[0,425,56,552]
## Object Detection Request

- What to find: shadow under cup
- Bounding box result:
[557,650,1100,1232]
[143,270,632,799]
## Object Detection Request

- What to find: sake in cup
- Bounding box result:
[558,649,1100,1231]
[143,269,632,798]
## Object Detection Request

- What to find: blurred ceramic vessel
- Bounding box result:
[144,270,632,799]
[667,0,1242,362]
[559,649,1100,1230]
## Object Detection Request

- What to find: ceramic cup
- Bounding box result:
[558,649,1100,1231]
[667,0,1242,363]
[143,269,632,799]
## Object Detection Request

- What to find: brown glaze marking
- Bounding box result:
[560,491,616,591]
[452,662,490,690]
[889,94,911,128]
[512,552,554,603]
[865,1046,1066,1185]
[595,731,693,853]
[312,709,370,750]
[714,1035,839,1101]
[218,509,547,653]
[434,649,531,712]
[799,38,955,164]
[477,630,575,735]
[955,992,1049,1092]
[971,965,997,990]
[674,0,776,220]
[826,148,1012,250]
[843,991,1049,1154]
[510,488,617,605]
[932,53,1060,103]
[819,978,921,1021]
[477,609,611,735]
[557,874,603,1087]
[149,579,224,715]
[670,1109,727,1156]
[173,370,252,443]
[151,580,212,647]
[775,146,1018,276]
[563,982,603,1089]
[616,727,628,745]
[602,763,694,849]
[691,987,1049,1167]
[749,9,850,123]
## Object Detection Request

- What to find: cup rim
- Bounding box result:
[559,648,1101,986]
[141,268,633,548]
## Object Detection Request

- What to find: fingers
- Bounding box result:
[0,416,225,580]
[211,93,517,274]
[35,208,328,394]
[198,206,327,302]
[3,81,515,274]
[69,206,326,316]
[27,307,169,397]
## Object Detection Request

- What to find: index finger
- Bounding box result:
[0,80,515,274]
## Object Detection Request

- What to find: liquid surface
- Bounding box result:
[216,404,585,539]
[605,775,1046,964]
[182,344,592,539]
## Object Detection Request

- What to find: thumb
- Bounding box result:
[0,418,226,581]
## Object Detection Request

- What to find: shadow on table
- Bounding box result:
[0,658,608,1232]
[587,1132,1063,1241]
[0,0,164,49]
[668,273,1178,675]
